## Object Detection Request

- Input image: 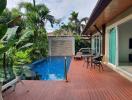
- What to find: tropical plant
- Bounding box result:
[0,0,10,83]
[0,0,7,15]
[17,1,55,61]
[0,26,20,82]
[80,17,89,34]
[19,2,55,29]
[60,11,88,35]
[75,35,91,53]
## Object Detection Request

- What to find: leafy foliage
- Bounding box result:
[0,0,7,15]
[75,35,91,53]
[19,2,55,29]
[60,11,88,35]
[0,24,8,39]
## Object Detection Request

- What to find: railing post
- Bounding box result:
[64,57,68,82]
[3,53,7,79]
[0,84,3,100]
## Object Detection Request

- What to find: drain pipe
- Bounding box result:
[64,57,68,82]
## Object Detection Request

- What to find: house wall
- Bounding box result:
[105,7,132,66]
[118,20,132,62]
[48,36,75,56]
[104,7,132,81]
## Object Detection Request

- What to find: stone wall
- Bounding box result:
[48,36,75,56]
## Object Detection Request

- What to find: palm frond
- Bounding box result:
[19,2,36,12]
[16,29,34,45]
[45,15,55,27]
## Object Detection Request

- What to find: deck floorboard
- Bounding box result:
[3,59,132,100]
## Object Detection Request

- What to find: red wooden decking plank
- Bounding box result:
[3,58,132,100]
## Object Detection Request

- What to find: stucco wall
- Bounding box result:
[48,36,75,56]
[118,20,132,62]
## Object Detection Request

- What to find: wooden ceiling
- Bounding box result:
[84,0,132,34]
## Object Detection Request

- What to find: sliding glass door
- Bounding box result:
[93,35,102,55]
[109,28,116,65]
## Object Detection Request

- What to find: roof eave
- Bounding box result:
[82,0,112,35]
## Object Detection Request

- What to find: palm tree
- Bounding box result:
[18,1,55,60]
[19,2,55,29]
[33,0,36,7]
[80,17,89,34]
[69,11,80,34]
[67,11,88,35]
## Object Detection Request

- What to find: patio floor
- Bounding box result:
[3,58,132,100]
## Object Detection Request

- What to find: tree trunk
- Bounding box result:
[33,0,36,7]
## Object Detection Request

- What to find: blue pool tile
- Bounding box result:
[31,56,71,80]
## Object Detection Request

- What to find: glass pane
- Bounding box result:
[109,28,116,65]
[0,54,15,85]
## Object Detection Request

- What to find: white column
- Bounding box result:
[0,84,3,100]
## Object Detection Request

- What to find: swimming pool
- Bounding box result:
[31,56,71,80]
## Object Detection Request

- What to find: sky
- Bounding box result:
[7,0,98,32]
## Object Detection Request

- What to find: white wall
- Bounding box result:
[105,7,132,66]
[118,20,132,62]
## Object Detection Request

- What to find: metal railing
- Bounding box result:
[64,57,68,82]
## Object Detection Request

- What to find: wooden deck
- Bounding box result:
[3,59,132,100]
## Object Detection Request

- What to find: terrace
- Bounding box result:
[0,0,132,100]
[3,59,132,100]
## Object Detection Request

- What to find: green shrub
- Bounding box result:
[75,35,91,53]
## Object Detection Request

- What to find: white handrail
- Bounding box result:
[2,78,17,91]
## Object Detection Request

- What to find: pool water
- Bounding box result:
[31,56,71,80]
